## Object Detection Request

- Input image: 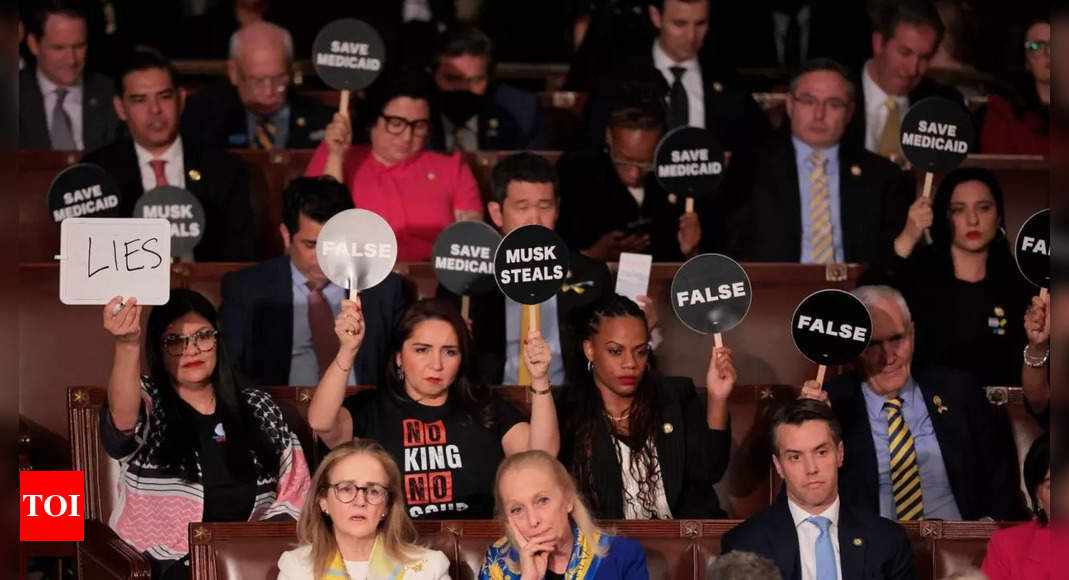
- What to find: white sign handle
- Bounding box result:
[685,197,694,214]
[815,364,827,387]
[713,332,723,348]
[922,172,934,245]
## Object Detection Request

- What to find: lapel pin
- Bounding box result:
[850,165,862,176]
[566,270,574,279]
[712,81,724,93]
[667,193,678,204]
[488,118,499,129]
[933,395,948,414]
[296,116,307,127]
[88,97,98,107]
[663,423,674,434]
[427,172,436,181]
[187,169,202,182]
[853,538,863,546]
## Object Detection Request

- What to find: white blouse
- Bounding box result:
[613,436,673,519]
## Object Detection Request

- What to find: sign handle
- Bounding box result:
[815,364,827,386]
[921,171,934,245]
[461,295,471,320]
[713,332,723,348]
[527,303,540,331]
[339,89,351,115]
[685,197,694,214]
[347,277,357,301]
[1040,287,1049,299]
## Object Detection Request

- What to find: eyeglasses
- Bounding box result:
[1025,40,1050,53]
[609,153,654,172]
[325,481,389,505]
[439,72,489,88]
[241,72,291,93]
[790,93,849,112]
[380,114,431,136]
[161,329,219,357]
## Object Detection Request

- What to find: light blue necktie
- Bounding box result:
[807,516,836,580]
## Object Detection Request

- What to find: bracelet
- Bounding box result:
[528,384,552,395]
[334,357,352,373]
[1023,344,1049,368]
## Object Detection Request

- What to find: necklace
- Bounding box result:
[605,408,631,422]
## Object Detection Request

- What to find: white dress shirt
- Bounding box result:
[36,68,84,151]
[861,60,909,154]
[787,496,843,580]
[133,136,186,192]
[652,41,705,128]
[627,186,645,207]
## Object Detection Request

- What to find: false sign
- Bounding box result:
[791,289,873,365]
[316,209,398,293]
[670,253,752,335]
[1015,208,1050,290]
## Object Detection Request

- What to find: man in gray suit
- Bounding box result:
[20,0,120,151]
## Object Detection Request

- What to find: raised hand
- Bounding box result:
[103,296,142,345]
[706,345,737,401]
[799,379,831,406]
[522,327,552,385]
[324,111,352,157]
[677,212,701,257]
[1024,292,1050,349]
[895,196,933,257]
[334,297,365,356]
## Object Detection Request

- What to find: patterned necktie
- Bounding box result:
[148,159,169,187]
[517,304,539,385]
[807,150,833,264]
[50,88,77,150]
[877,97,901,158]
[807,516,837,580]
[256,119,277,149]
[668,66,689,129]
[883,397,925,520]
[307,280,341,379]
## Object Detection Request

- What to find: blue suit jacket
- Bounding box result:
[721,492,917,580]
[219,255,408,386]
[428,82,545,151]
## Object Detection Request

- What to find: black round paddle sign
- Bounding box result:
[791,289,873,365]
[1015,208,1050,289]
[899,97,974,172]
[312,19,386,91]
[133,186,206,258]
[653,126,725,200]
[493,225,569,305]
[316,209,398,292]
[670,253,752,334]
[433,221,502,296]
[47,163,122,223]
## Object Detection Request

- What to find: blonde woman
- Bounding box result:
[278,440,450,579]
[480,450,648,580]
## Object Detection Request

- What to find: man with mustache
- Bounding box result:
[800,285,1026,521]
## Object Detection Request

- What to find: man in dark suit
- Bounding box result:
[585,0,769,156]
[20,1,120,150]
[427,25,545,152]
[845,0,964,158]
[722,398,917,580]
[725,58,914,263]
[440,152,612,385]
[557,82,702,262]
[82,49,256,262]
[220,176,408,387]
[181,21,333,150]
[801,285,1026,521]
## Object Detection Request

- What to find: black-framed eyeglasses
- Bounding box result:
[325,481,389,505]
[161,329,219,357]
[380,114,431,136]
[1026,40,1050,53]
[790,93,849,112]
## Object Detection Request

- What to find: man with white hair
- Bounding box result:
[800,284,1026,522]
[181,21,333,150]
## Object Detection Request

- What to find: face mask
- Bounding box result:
[438,90,484,126]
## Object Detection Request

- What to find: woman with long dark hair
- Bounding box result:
[863,167,1034,385]
[100,289,310,579]
[557,294,735,519]
[308,298,559,519]
[980,15,1050,156]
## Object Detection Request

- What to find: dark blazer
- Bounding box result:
[843,74,965,153]
[181,84,334,150]
[19,67,121,150]
[722,491,917,580]
[824,366,1027,521]
[219,256,409,386]
[427,82,545,151]
[439,249,612,385]
[724,130,914,263]
[558,376,730,518]
[557,148,695,262]
[81,135,256,261]
[585,47,770,155]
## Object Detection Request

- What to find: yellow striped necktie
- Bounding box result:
[256,119,277,149]
[884,397,925,520]
[807,150,833,264]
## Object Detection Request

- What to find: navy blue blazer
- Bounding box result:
[219,255,409,386]
[825,366,1027,521]
[721,492,917,580]
[427,82,545,151]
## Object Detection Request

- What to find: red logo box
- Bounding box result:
[20,471,85,541]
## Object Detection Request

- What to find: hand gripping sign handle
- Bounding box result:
[815,364,827,387]
[1041,287,1049,299]
[922,172,934,245]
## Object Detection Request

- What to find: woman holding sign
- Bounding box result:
[558,294,735,519]
[100,289,310,579]
[306,71,483,262]
[308,298,560,519]
[865,167,1033,385]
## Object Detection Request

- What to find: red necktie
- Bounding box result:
[149,159,169,187]
[307,280,341,378]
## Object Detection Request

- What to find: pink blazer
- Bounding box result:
[981,520,1053,580]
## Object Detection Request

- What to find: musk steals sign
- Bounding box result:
[21,471,85,541]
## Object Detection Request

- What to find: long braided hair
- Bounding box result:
[562,294,664,516]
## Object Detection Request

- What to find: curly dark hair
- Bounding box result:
[561,294,663,516]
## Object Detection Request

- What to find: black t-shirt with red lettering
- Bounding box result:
[342,389,525,519]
